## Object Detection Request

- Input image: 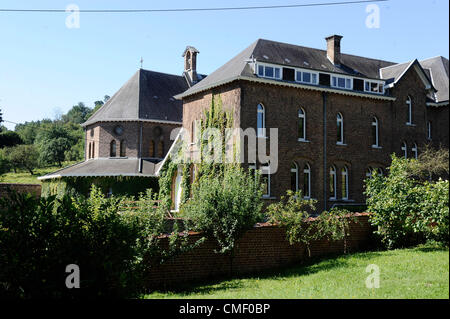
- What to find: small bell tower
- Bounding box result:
[183,46,200,87]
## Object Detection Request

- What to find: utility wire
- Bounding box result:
[0,0,388,13]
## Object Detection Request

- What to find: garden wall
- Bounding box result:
[0,183,41,198]
[145,213,374,289]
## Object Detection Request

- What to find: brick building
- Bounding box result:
[171,35,449,211]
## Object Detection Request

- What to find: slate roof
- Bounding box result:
[38,158,157,180]
[176,38,397,98]
[82,69,189,127]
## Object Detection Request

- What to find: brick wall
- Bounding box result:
[145,214,373,289]
[0,183,41,198]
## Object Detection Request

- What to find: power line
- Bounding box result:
[0,0,388,13]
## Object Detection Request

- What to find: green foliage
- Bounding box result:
[1,144,39,175]
[0,130,23,148]
[267,190,357,256]
[182,166,263,253]
[365,154,449,248]
[61,102,92,124]
[0,185,196,298]
[35,123,78,166]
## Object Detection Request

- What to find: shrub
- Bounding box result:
[181,166,263,253]
[365,154,449,248]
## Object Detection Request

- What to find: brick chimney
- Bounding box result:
[325,35,343,66]
[183,46,200,87]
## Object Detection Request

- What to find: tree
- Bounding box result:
[62,102,92,124]
[4,144,39,175]
[15,120,52,145]
[0,130,23,148]
[36,124,77,167]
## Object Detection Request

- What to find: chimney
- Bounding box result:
[182,46,200,87]
[325,35,343,66]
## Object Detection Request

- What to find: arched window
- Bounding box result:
[88,143,92,159]
[406,96,413,124]
[337,113,344,144]
[120,140,126,157]
[172,167,183,211]
[92,141,95,158]
[298,108,306,141]
[157,140,164,158]
[401,141,407,159]
[257,103,265,137]
[110,140,116,157]
[372,117,379,147]
[290,162,298,192]
[303,163,311,199]
[377,167,384,176]
[341,166,349,200]
[329,165,337,199]
[149,140,155,157]
[412,143,418,159]
[427,121,432,140]
[366,166,374,178]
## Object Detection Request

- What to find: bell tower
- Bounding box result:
[183,46,200,87]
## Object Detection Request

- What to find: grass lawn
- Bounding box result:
[145,245,449,299]
[0,161,78,184]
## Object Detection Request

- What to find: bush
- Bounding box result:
[181,166,263,253]
[0,186,183,299]
[365,154,449,248]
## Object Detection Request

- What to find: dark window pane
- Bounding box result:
[354,79,364,91]
[258,65,264,76]
[282,67,295,81]
[303,72,311,83]
[319,73,330,86]
[338,77,346,88]
[265,67,274,77]
[298,117,305,139]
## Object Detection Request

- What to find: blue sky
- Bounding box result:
[0,0,448,130]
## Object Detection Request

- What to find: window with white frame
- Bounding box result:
[401,142,408,159]
[329,165,337,200]
[341,166,349,200]
[257,103,265,137]
[412,143,418,159]
[296,70,318,84]
[257,64,281,79]
[372,116,379,147]
[427,121,432,140]
[298,108,306,141]
[291,162,298,192]
[303,163,311,199]
[365,80,385,94]
[337,113,344,144]
[406,96,413,125]
[331,75,352,90]
[250,164,271,198]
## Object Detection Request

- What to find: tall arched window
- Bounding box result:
[88,143,92,159]
[337,113,344,144]
[427,121,432,140]
[329,165,337,199]
[372,116,379,147]
[406,96,413,124]
[92,141,95,158]
[110,140,116,157]
[120,140,126,157]
[366,166,374,178]
[157,140,164,158]
[172,167,183,211]
[290,162,298,192]
[341,166,349,200]
[149,140,155,157]
[257,103,265,137]
[303,163,311,199]
[298,108,306,141]
[401,142,407,159]
[412,143,418,159]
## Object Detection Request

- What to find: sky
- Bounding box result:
[0,0,448,130]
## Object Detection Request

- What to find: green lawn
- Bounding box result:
[0,161,77,184]
[145,245,449,299]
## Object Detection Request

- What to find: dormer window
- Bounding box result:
[296,70,319,84]
[331,75,352,90]
[365,80,385,94]
[257,64,281,79]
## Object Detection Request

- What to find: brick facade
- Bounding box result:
[145,214,373,289]
[0,183,41,199]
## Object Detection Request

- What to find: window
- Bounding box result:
[149,140,155,157]
[412,143,418,159]
[290,162,298,192]
[337,113,344,144]
[261,165,271,197]
[329,165,337,200]
[110,140,116,157]
[88,143,91,159]
[303,163,311,199]
[257,64,281,79]
[157,140,164,158]
[427,121,432,140]
[257,103,265,137]
[298,108,306,141]
[296,71,318,84]
[406,96,413,124]
[366,167,383,179]
[401,142,407,159]
[364,80,385,94]
[120,140,126,157]
[341,166,349,200]
[331,76,352,89]
[92,141,95,158]
[372,117,379,147]
[172,167,183,211]
[366,166,374,178]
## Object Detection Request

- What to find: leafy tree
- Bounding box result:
[62,102,92,124]
[15,119,52,145]
[4,144,39,175]
[36,124,77,167]
[0,130,23,148]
